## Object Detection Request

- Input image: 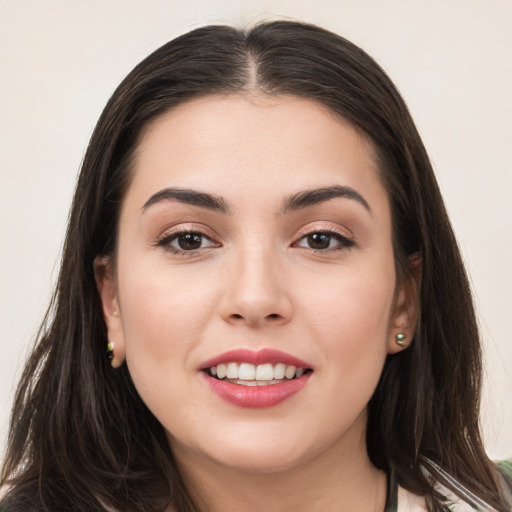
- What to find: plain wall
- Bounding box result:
[1,0,511,459]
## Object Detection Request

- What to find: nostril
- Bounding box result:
[226,311,289,325]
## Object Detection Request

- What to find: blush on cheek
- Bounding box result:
[120,276,218,365]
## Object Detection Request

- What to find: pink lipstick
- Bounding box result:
[200,348,311,370]
[200,348,313,408]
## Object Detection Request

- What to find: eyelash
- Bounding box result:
[293,229,355,253]
[155,228,355,256]
[156,228,219,256]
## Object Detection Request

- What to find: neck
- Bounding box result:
[170,415,387,512]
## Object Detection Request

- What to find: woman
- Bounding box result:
[1,20,511,512]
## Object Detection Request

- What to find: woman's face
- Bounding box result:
[98,94,415,474]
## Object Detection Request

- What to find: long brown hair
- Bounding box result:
[1,21,510,512]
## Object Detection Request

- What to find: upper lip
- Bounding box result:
[199,348,313,370]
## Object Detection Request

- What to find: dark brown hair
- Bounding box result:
[1,21,510,512]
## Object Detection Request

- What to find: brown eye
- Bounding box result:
[307,233,332,250]
[158,231,217,253]
[176,233,203,250]
[295,231,354,251]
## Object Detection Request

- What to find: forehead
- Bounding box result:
[125,94,387,212]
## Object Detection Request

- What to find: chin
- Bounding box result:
[170,425,315,475]
[208,444,309,474]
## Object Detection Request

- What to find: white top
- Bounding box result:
[397,486,427,511]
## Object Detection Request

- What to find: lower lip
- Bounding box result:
[202,373,311,408]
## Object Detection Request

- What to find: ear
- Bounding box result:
[94,255,125,367]
[387,253,422,354]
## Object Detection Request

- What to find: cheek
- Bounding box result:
[117,261,220,361]
[304,264,395,323]
[115,263,222,425]
[297,256,396,368]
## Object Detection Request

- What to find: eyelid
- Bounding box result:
[291,223,356,251]
[154,223,221,255]
[294,222,353,241]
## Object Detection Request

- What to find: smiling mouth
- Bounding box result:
[206,362,313,386]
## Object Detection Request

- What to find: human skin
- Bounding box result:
[96,94,418,511]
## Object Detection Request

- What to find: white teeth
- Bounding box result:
[216,364,227,379]
[255,363,274,380]
[238,363,256,380]
[273,363,286,379]
[233,379,283,387]
[208,362,308,382]
[237,379,258,386]
[226,362,238,379]
[285,365,296,379]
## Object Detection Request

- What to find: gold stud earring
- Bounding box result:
[107,340,114,359]
[107,341,120,367]
[395,333,407,347]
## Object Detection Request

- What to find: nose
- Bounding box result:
[219,246,293,328]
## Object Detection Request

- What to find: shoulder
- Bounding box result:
[393,459,512,511]
[427,459,512,511]
[497,459,512,505]
[397,486,427,512]
[498,459,512,480]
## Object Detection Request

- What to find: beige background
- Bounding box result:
[1,0,511,459]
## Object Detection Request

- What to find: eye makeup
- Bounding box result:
[293,229,355,252]
[154,223,221,257]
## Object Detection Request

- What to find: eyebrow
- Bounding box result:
[281,185,371,214]
[142,187,230,214]
[142,184,370,216]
